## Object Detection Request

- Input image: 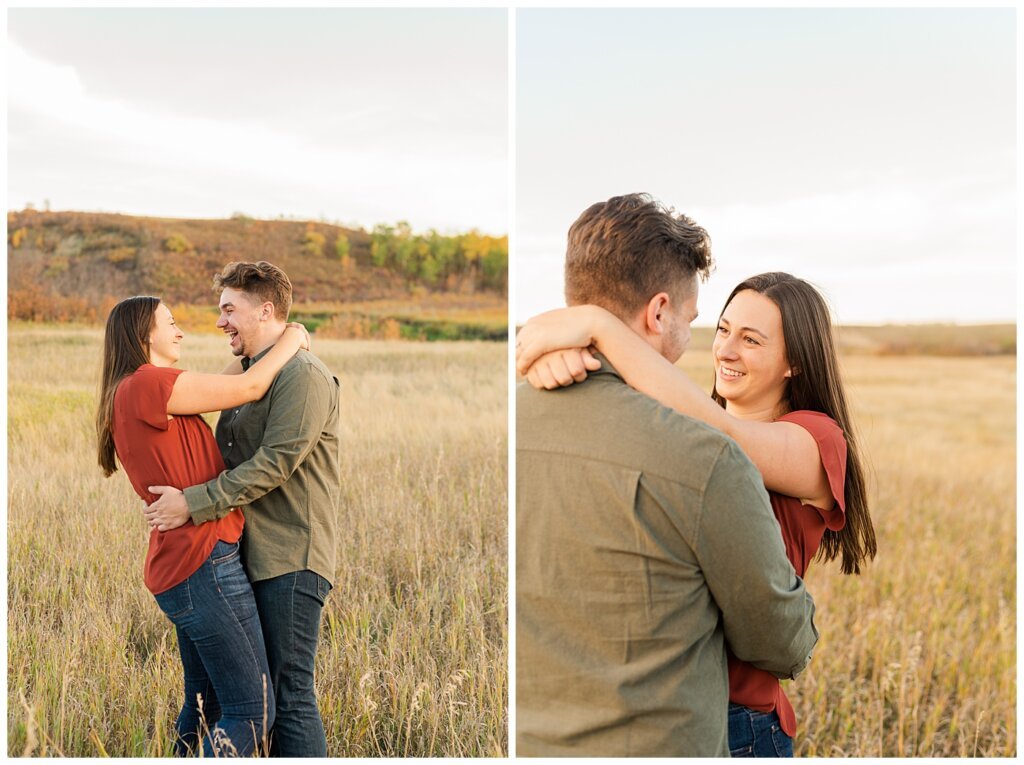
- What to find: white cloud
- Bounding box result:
[7,39,506,232]
[515,177,1015,324]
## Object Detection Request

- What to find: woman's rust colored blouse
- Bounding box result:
[728,409,848,738]
[112,364,243,594]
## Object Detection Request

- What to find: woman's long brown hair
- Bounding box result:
[96,296,160,476]
[712,273,877,575]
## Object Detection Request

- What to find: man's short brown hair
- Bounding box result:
[564,193,713,318]
[214,261,293,320]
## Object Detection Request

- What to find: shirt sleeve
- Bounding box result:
[695,439,819,680]
[183,359,336,524]
[779,410,848,531]
[121,365,184,430]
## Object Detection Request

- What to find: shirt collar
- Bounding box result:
[240,345,275,371]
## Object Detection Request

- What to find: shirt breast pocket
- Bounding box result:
[223,404,267,457]
[235,414,267,449]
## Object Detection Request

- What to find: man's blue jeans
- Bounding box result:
[728,703,794,757]
[153,540,275,757]
[252,570,332,757]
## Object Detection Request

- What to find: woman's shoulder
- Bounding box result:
[125,363,184,382]
[117,364,176,395]
[777,409,843,441]
[779,409,848,508]
[773,410,848,525]
[115,364,186,422]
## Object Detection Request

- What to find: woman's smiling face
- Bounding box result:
[148,302,184,367]
[712,289,793,413]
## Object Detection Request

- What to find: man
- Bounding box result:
[516,194,818,756]
[146,261,340,757]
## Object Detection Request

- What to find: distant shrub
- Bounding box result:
[288,313,326,333]
[380,317,402,340]
[317,314,373,339]
[56,234,84,259]
[163,233,193,253]
[7,286,96,322]
[106,247,136,264]
[334,234,351,267]
[164,303,220,333]
[43,257,69,276]
[303,230,326,257]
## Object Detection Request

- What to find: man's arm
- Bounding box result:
[189,360,336,523]
[695,441,819,679]
[144,358,336,530]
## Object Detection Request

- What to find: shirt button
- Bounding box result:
[228,442,233,447]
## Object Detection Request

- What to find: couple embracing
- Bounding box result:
[516,194,877,757]
[96,261,339,756]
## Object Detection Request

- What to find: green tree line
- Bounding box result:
[367,222,507,293]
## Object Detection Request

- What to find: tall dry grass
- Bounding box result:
[7,326,507,757]
[673,350,1016,756]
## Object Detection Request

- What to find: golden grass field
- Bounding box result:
[6,321,1017,757]
[7,326,507,757]
[672,343,1016,756]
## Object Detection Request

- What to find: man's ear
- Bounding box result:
[260,301,275,322]
[643,292,672,335]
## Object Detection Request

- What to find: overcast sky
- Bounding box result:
[8,8,507,234]
[516,8,1016,325]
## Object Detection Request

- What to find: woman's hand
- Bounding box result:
[525,347,602,390]
[285,322,311,351]
[515,305,611,375]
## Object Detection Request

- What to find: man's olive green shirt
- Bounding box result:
[184,346,340,585]
[516,359,818,757]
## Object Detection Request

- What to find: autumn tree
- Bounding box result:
[334,233,352,270]
[302,228,326,257]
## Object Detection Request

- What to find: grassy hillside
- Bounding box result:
[7,210,508,340]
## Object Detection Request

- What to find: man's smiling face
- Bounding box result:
[216,287,264,358]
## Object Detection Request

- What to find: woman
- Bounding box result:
[515,272,876,757]
[96,295,308,757]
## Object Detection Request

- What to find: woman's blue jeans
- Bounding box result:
[728,703,794,757]
[153,540,275,757]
